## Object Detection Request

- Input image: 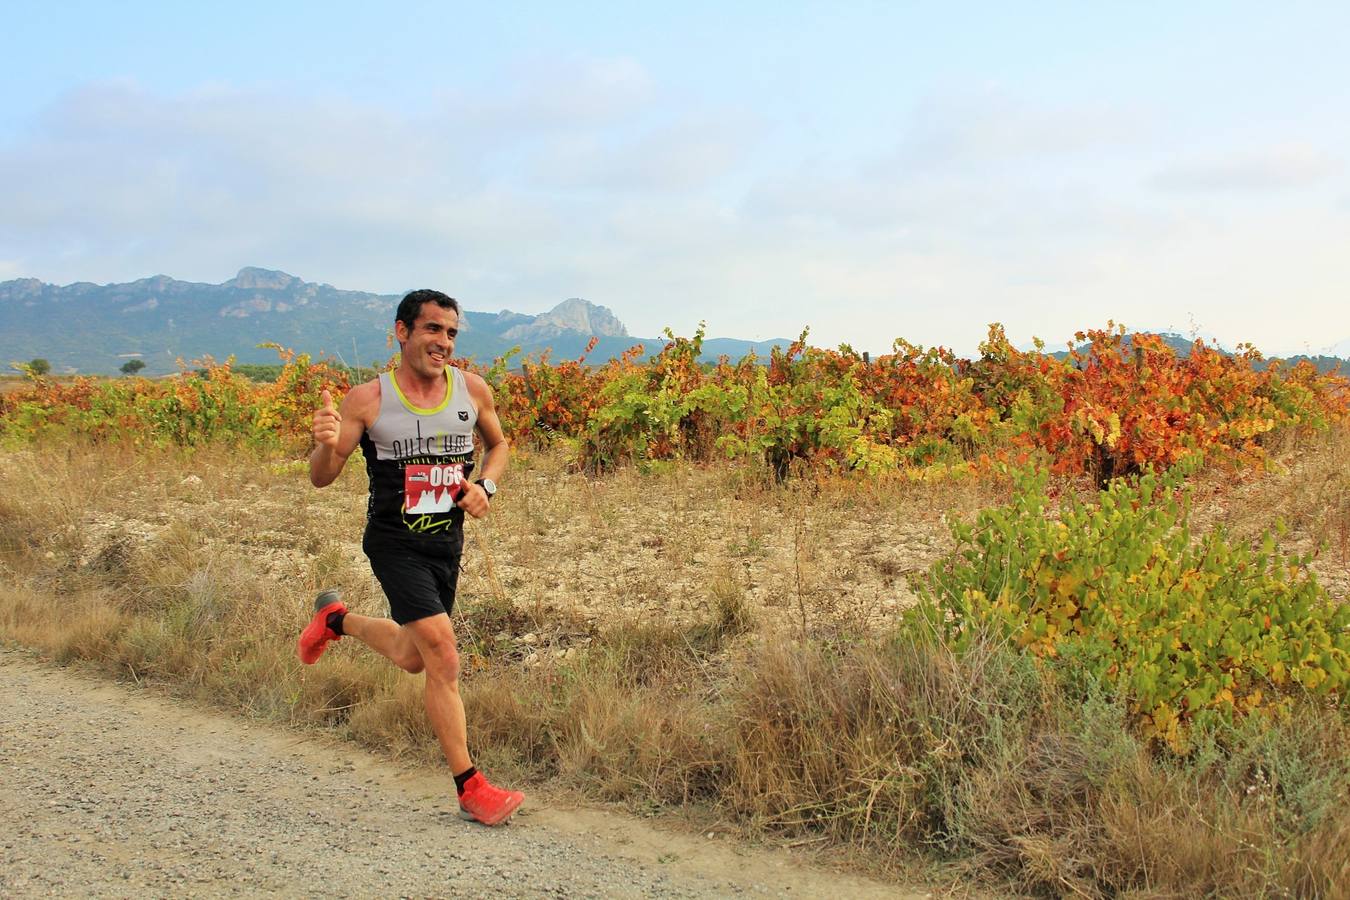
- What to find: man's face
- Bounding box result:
[396,303,459,378]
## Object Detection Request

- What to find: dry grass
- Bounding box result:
[1,438,1348,897]
[1190,426,1350,600]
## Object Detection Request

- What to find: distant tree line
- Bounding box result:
[227,362,380,383]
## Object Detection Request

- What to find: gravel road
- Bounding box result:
[0,648,924,899]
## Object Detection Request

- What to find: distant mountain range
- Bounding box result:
[3,267,1346,376]
[1044,332,1349,375]
[0,268,793,374]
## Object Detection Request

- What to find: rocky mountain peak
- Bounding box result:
[500,298,628,343]
[536,298,628,337]
[0,277,45,301]
[227,267,298,291]
[129,274,177,292]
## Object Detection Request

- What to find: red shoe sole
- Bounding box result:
[297,599,347,664]
[458,791,524,826]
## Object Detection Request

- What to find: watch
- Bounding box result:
[475,478,497,500]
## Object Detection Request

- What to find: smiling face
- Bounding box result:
[395,303,459,380]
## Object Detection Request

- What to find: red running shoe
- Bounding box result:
[457,772,524,826]
[297,590,347,665]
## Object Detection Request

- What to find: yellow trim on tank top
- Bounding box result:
[390,369,452,415]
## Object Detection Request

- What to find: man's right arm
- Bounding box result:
[310,383,373,488]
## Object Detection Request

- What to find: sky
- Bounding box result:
[3,1,1348,357]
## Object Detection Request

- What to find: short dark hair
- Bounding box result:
[396,289,460,333]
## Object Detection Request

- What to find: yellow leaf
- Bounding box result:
[1105,412,1122,449]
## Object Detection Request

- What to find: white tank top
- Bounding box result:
[359,368,478,542]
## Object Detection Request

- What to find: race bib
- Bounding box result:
[403,462,465,514]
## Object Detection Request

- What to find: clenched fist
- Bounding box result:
[313,389,341,449]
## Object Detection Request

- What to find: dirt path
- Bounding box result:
[0,648,927,899]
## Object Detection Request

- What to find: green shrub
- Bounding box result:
[915,461,1350,750]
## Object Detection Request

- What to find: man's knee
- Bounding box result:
[409,621,461,683]
[421,639,460,684]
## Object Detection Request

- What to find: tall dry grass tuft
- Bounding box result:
[551,671,721,804]
[939,681,1350,897]
[725,632,1048,854]
[720,627,1350,897]
[464,617,728,805]
[346,674,440,759]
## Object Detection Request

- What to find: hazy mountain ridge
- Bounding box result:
[0,268,790,374]
[1043,331,1349,375]
[6,268,1342,375]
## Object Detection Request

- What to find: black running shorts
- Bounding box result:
[362,530,464,625]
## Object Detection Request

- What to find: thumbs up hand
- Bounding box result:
[313,388,342,449]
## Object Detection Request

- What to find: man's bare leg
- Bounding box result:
[339,612,469,771]
[403,614,473,774]
[341,614,425,673]
[329,609,520,823]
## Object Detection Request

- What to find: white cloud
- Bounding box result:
[1,77,1348,359]
[0,76,640,289]
[527,111,761,192]
[740,87,1160,240]
[434,56,654,138]
[891,86,1146,171]
[1151,144,1340,192]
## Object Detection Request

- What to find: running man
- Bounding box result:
[298,288,523,826]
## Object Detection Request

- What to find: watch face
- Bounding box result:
[481,479,497,497]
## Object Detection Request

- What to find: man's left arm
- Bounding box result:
[459,372,510,518]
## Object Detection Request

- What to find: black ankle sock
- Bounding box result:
[326,611,345,636]
[454,767,477,795]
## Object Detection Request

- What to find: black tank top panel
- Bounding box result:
[360,368,477,546]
